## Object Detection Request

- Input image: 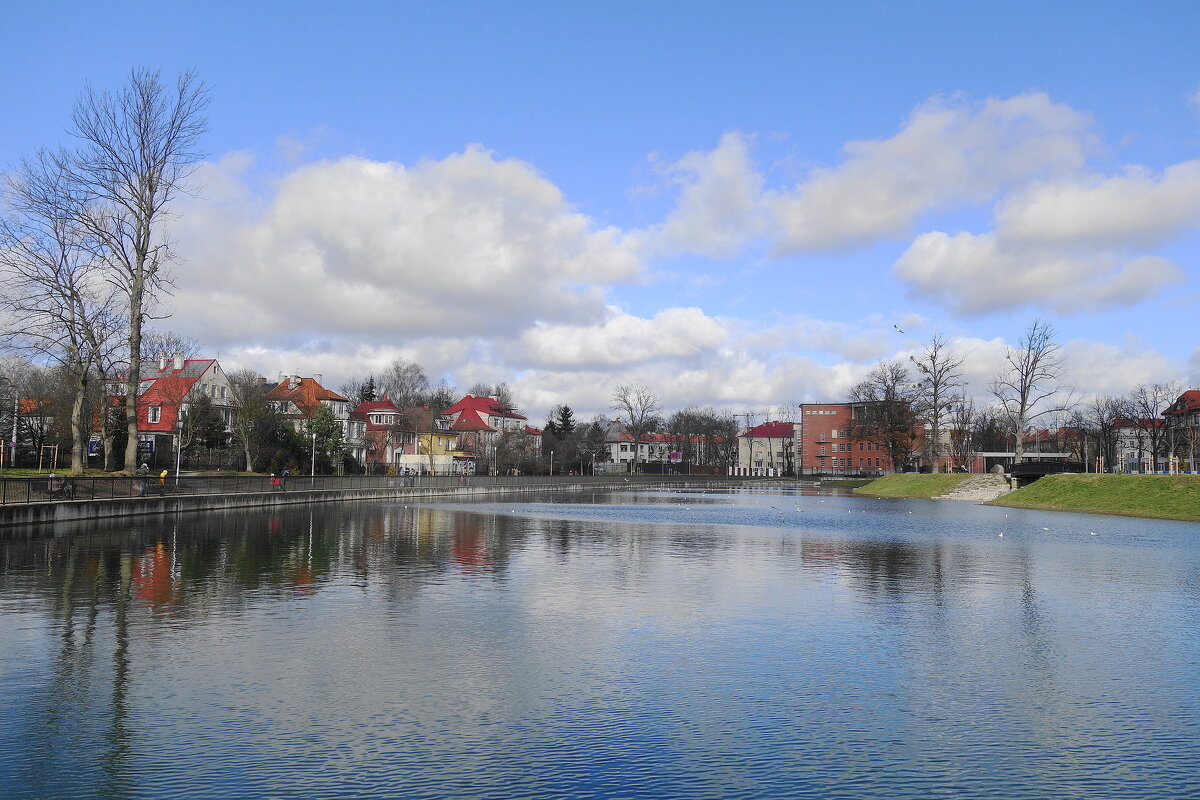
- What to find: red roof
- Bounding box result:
[445,394,527,427]
[353,398,404,431]
[450,410,495,432]
[741,421,796,439]
[106,358,221,433]
[1114,418,1164,429]
[1164,390,1200,416]
[524,425,543,435]
[265,377,348,418]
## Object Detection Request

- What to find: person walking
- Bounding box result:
[136,463,149,497]
[159,469,168,495]
[280,469,289,491]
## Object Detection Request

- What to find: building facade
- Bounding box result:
[265,374,366,465]
[105,353,238,465]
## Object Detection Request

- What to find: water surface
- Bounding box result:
[2,488,1197,798]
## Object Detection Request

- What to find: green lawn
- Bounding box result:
[853,472,978,499]
[989,473,1200,521]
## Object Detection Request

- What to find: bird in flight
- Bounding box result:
[893,324,904,333]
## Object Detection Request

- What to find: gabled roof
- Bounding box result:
[524,425,543,436]
[445,394,527,422]
[353,398,403,430]
[355,398,400,414]
[18,398,55,415]
[265,377,348,418]
[1114,417,1164,429]
[1164,390,1200,416]
[741,421,796,439]
[450,409,495,432]
[109,358,217,397]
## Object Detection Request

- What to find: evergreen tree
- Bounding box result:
[555,405,576,437]
[307,406,347,475]
[184,394,227,450]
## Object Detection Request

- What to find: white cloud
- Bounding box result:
[512,307,727,369]
[170,146,643,349]
[737,316,896,363]
[655,132,769,257]
[1061,339,1179,396]
[770,93,1093,252]
[894,231,1183,315]
[995,160,1200,248]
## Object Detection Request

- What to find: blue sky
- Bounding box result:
[3,1,1199,418]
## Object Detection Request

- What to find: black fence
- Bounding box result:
[0,473,742,506]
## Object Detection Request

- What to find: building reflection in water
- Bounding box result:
[2,492,1197,799]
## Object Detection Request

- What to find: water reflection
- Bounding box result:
[2,491,1198,799]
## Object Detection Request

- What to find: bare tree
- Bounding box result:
[610,384,661,474]
[848,360,920,472]
[988,319,1074,465]
[468,381,514,407]
[0,152,124,473]
[1072,395,1123,473]
[380,358,430,408]
[141,329,201,361]
[947,396,976,471]
[63,68,210,471]
[1121,382,1179,472]
[227,368,272,471]
[909,333,965,471]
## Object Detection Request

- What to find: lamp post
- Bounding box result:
[175,412,184,485]
[311,430,317,486]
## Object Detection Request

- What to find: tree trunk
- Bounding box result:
[123,278,144,472]
[70,372,88,475]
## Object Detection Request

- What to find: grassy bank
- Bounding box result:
[988,474,1200,521]
[853,473,978,499]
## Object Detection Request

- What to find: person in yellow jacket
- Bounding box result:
[159,469,168,495]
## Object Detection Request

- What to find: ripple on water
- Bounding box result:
[1,492,1198,799]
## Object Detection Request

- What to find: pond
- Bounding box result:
[1,488,1198,799]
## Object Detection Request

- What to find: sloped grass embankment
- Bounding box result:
[853,473,977,499]
[988,473,1200,521]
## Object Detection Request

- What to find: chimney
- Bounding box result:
[314,373,323,386]
[257,376,267,386]
[158,353,167,371]
[173,351,183,370]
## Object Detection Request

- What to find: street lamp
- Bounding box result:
[311,430,317,486]
[175,409,184,485]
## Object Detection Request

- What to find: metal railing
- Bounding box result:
[0,473,735,506]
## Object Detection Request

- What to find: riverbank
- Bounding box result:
[0,477,781,529]
[853,473,981,499]
[0,480,639,529]
[988,473,1200,521]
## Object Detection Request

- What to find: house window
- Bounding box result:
[819,445,826,455]
[148,406,161,424]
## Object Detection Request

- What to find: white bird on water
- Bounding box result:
[998,532,1004,538]
[1043,527,1050,531]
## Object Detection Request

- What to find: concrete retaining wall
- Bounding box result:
[0,481,633,529]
